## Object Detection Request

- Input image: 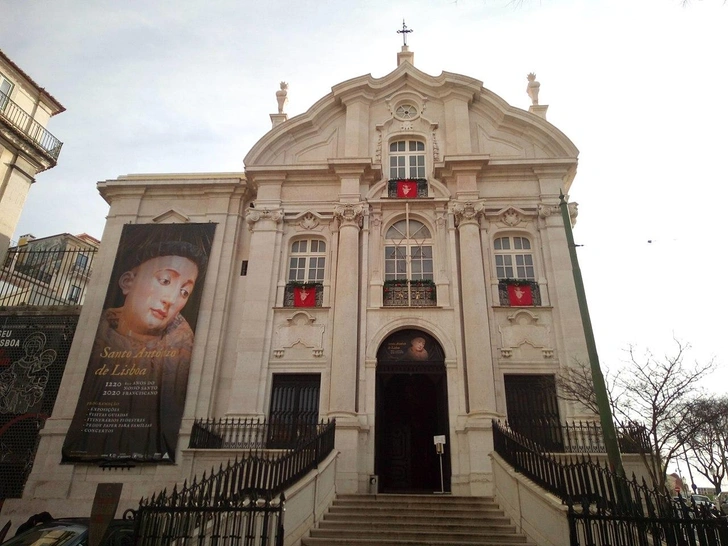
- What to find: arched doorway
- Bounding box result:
[375,329,450,493]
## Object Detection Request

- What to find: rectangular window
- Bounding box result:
[68,285,81,303]
[267,374,321,449]
[0,74,12,110]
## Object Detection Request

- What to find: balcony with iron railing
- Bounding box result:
[1,90,63,160]
[383,279,437,307]
[0,246,97,307]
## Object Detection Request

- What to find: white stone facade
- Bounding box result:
[9,49,594,522]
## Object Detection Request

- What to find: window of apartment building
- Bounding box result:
[74,253,89,271]
[389,140,426,179]
[385,219,433,281]
[0,73,12,109]
[494,236,535,280]
[67,285,81,303]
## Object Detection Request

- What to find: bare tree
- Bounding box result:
[558,338,716,491]
[683,396,728,495]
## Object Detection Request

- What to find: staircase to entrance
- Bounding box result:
[302,494,531,546]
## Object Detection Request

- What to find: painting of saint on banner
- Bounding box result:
[62,223,215,464]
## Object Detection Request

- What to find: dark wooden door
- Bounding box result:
[375,370,449,493]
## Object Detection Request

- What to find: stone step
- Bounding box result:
[309,528,528,543]
[335,494,497,504]
[317,520,517,533]
[302,538,524,546]
[327,505,506,517]
[301,494,532,546]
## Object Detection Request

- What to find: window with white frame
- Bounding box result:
[384,219,433,281]
[288,239,326,283]
[494,236,535,279]
[0,73,13,109]
[389,140,425,179]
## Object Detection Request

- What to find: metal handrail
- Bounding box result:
[0,90,63,160]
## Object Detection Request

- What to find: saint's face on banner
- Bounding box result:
[62,223,216,464]
[117,255,199,338]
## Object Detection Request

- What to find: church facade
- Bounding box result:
[10,46,592,518]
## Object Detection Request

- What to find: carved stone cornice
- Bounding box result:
[245,207,284,231]
[334,203,366,229]
[450,201,486,228]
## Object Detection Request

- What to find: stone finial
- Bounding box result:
[271,82,289,128]
[276,82,289,114]
[526,73,540,106]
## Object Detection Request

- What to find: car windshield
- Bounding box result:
[2,527,85,546]
[693,495,710,503]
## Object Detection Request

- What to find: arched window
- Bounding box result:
[494,236,535,280]
[288,239,326,283]
[389,140,425,179]
[385,219,433,281]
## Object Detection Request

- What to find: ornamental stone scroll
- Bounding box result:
[333,203,366,229]
[450,201,486,228]
[538,202,578,223]
[245,207,284,231]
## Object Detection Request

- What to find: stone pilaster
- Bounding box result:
[328,203,365,417]
[226,206,284,417]
[451,200,496,417]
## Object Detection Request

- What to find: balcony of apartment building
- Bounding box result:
[0,241,97,307]
[0,88,63,165]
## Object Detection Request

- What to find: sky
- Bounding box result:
[3,0,727,399]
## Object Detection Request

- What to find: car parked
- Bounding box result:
[690,494,715,509]
[0,518,134,546]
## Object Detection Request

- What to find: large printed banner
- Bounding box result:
[62,223,216,464]
[0,315,79,497]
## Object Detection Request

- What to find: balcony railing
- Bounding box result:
[1,90,63,160]
[498,279,541,306]
[383,279,437,307]
[504,419,653,454]
[0,246,97,307]
[189,417,331,450]
[283,282,323,307]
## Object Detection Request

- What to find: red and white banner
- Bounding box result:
[507,284,533,306]
[396,180,417,198]
[294,286,316,307]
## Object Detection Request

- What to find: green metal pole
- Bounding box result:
[559,192,625,478]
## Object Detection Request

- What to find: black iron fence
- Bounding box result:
[1,246,96,307]
[507,418,652,454]
[189,418,329,450]
[0,90,63,160]
[133,419,335,546]
[493,420,728,546]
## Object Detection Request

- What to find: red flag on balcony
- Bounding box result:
[507,284,533,306]
[294,286,316,307]
[396,180,417,198]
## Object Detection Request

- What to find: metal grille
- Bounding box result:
[0,314,79,498]
[1,247,97,307]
